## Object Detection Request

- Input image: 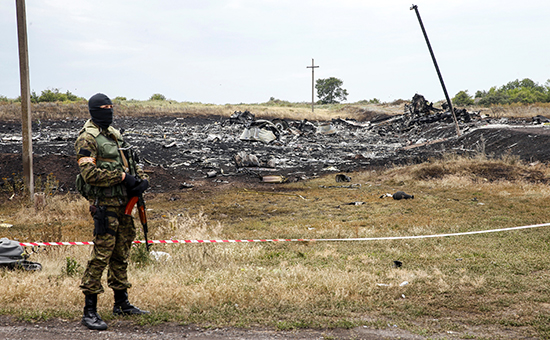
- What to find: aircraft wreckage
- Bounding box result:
[1,94,550,192]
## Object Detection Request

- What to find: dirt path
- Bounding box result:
[0,316,426,340]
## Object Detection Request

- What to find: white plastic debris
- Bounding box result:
[399,281,409,287]
[150,251,171,261]
[321,166,340,172]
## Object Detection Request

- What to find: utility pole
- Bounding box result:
[410,4,461,137]
[16,0,34,199]
[306,58,319,112]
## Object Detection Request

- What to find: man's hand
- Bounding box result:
[128,179,149,197]
[122,173,137,187]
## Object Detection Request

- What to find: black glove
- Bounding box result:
[128,179,149,197]
[122,173,137,188]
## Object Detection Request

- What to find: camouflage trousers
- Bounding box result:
[80,205,136,295]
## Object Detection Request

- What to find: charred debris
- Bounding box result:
[0,94,501,190]
[124,94,483,184]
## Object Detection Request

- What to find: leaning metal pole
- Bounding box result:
[410,4,461,137]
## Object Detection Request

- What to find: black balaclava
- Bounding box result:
[88,93,113,129]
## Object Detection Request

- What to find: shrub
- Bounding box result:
[37,88,84,103]
[63,257,81,277]
[355,98,381,105]
[31,91,39,103]
[452,90,474,106]
[149,93,166,101]
[475,78,550,106]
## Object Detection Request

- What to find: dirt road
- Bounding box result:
[0,316,427,340]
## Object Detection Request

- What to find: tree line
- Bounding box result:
[0,89,168,104]
[1,78,548,107]
[314,77,550,107]
[0,88,86,103]
[453,78,550,107]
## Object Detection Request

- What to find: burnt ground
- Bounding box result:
[1,111,550,339]
[1,112,550,195]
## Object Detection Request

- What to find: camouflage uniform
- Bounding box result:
[75,119,148,295]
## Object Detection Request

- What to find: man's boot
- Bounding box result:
[82,294,108,330]
[113,289,150,315]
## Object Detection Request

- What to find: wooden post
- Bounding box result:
[16,0,34,198]
[306,58,319,112]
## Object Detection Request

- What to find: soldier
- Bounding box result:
[74,93,150,330]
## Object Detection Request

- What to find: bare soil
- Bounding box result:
[0,315,433,340]
[1,112,549,339]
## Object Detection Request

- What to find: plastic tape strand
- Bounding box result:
[18,222,550,247]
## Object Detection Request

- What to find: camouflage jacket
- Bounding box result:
[74,120,148,206]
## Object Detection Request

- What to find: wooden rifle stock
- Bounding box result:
[124,149,150,251]
[125,195,150,251]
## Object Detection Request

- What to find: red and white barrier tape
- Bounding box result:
[18,222,550,247]
[19,239,307,246]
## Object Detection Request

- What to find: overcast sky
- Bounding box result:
[1,0,549,104]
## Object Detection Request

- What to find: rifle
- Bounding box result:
[123,150,150,252]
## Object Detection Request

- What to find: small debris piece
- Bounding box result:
[150,251,171,261]
[392,191,414,200]
[532,115,550,124]
[163,142,177,148]
[179,182,194,189]
[335,174,351,182]
[346,201,365,206]
[234,151,260,167]
[261,175,286,183]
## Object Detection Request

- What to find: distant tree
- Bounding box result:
[475,86,509,106]
[36,88,83,102]
[113,96,127,101]
[315,77,348,104]
[507,87,547,104]
[474,78,550,106]
[39,88,65,102]
[149,93,166,101]
[30,91,39,103]
[452,90,474,106]
[369,98,381,104]
[64,90,82,101]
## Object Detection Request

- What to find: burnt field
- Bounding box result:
[1,108,550,194]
